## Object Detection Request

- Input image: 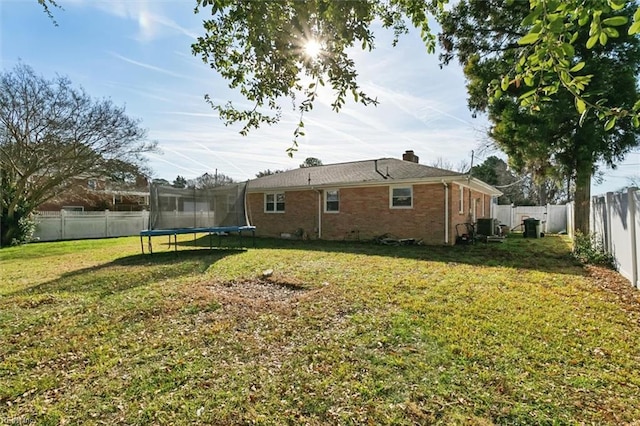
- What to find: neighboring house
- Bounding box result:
[246,151,502,245]
[38,175,150,212]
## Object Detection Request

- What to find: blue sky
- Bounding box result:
[2,0,638,194]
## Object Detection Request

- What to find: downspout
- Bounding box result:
[314,188,322,239]
[443,181,449,244]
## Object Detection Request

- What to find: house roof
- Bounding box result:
[247,158,502,196]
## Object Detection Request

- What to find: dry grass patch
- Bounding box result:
[1,235,640,425]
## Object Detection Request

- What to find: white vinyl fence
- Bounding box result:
[494,204,570,234]
[590,188,639,289]
[34,210,149,242]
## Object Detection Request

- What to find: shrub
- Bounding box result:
[572,231,616,269]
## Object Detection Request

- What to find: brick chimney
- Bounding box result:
[402,150,419,163]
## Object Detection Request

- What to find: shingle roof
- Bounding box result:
[247,158,464,190]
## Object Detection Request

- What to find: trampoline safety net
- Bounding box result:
[148,183,251,230]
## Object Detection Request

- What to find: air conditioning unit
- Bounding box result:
[476,218,498,237]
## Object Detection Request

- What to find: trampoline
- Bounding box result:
[139,225,256,254]
[139,182,256,254]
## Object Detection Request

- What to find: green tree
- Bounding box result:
[152,178,171,186]
[299,157,323,168]
[0,64,154,246]
[471,156,568,205]
[172,175,188,188]
[255,169,286,178]
[191,172,235,189]
[439,0,640,233]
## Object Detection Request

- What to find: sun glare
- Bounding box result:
[304,39,323,59]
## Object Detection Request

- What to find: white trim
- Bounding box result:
[324,189,340,213]
[390,185,413,209]
[264,192,285,213]
[458,184,464,214]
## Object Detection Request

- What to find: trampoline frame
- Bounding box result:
[139,225,256,254]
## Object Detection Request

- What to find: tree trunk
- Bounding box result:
[0,211,19,247]
[574,167,591,235]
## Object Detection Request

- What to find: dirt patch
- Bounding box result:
[584,265,640,323]
[209,278,310,308]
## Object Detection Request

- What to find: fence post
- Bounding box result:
[605,192,614,254]
[105,209,110,238]
[61,210,66,240]
[629,188,638,289]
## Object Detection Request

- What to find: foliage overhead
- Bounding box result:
[439,0,640,233]
[0,63,154,246]
[189,0,640,148]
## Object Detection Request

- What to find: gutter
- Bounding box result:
[313,188,322,239]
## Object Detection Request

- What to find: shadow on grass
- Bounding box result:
[11,248,246,297]
[178,232,583,276]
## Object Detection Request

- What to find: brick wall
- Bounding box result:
[450,183,492,241]
[247,190,319,239]
[248,183,477,244]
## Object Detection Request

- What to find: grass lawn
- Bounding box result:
[1,234,639,425]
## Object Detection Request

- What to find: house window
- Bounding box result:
[458,184,464,214]
[325,190,339,212]
[87,179,97,190]
[265,193,285,213]
[390,186,413,208]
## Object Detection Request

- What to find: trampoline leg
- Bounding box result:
[140,235,144,254]
[148,235,153,255]
[252,230,256,247]
[174,234,178,252]
[209,232,213,250]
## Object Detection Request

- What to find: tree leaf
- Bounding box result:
[500,76,510,91]
[629,21,640,35]
[599,31,608,45]
[604,117,616,131]
[586,34,598,49]
[570,62,585,72]
[518,89,537,100]
[579,109,588,127]
[518,32,541,45]
[575,97,586,114]
[602,16,628,26]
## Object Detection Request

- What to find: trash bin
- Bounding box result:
[523,218,541,238]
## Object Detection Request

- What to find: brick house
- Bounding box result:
[246,151,502,245]
[37,175,150,212]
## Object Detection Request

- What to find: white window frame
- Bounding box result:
[324,189,340,213]
[264,192,285,213]
[458,184,464,214]
[390,185,413,209]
